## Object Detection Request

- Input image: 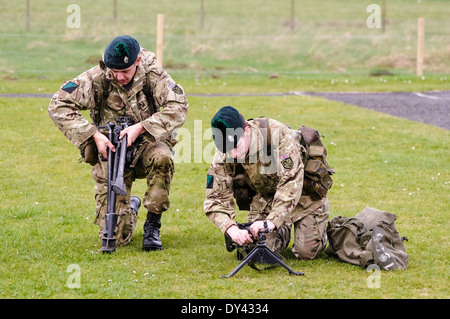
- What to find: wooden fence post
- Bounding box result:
[290,0,295,30]
[417,17,425,76]
[200,0,204,29]
[156,14,164,67]
[113,0,117,27]
[26,0,30,31]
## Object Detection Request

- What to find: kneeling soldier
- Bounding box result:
[204,106,331,259]
[48,35,188,251]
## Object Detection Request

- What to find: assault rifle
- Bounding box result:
[220,222,304,278]
[100,117,134,253]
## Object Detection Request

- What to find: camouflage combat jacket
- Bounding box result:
[48,48,188,149]
[204,118,306,233]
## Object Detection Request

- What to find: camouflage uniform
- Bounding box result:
[204,118,329,259]
[48,48,188,246]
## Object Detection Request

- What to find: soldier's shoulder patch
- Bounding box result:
[61,81,79,94]
[281,156,294,169]
[206,175,214,189]
[169,82,183,95]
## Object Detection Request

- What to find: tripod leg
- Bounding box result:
[221,246,304,277]
[258,246,304,276]
[220,248,261,278]
[263,248,304,276]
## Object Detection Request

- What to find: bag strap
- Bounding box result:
[92,67,157,125]
[253,117,272,156]
[142,75,157,115]
[98,79,111,125]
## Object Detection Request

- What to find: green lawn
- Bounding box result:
[1,0,449,78]
[0,84,448,299]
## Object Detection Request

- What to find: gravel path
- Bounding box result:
[305,91,450,130]
[1,90,448,130]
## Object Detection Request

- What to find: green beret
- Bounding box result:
[104,35,140,70]
[211,106,245,153]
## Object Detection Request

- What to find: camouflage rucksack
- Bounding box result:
[255,118,335,201]
[325,207,409,270]
[295,125,335,200]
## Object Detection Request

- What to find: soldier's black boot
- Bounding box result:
[130,196,141,216]
[142,212,163,251]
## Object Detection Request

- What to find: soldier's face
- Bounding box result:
[227,126,251,160]
[111,57,141,85]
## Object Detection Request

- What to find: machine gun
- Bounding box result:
[100,117,134,253]
[220,222,304,278]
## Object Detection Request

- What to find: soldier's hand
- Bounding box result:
[119,123,146,147]
[250,220,275,238]
[93,131,115,159]
[226,225,253,246]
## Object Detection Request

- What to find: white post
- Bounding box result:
[26,0,30,31]
[416,18,425,76]
[113,0,117,27]
[156,14,164,67]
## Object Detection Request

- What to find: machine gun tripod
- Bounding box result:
[220,222,304,278]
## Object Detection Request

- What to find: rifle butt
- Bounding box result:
[101,212,118,253]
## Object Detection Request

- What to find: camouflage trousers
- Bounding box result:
[249,195,329,259]
[92,141,174,246]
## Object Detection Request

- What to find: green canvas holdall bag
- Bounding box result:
[325,207,409,270]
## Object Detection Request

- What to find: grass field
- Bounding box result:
[1,0,449,78]
[0,0,449,301]
[0,86,448,299]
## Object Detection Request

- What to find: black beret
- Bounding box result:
[104,35,140,70]
[211,106,244,153]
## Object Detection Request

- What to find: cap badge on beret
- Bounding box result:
[104,35,140,70]
[210,106,245,153]
[115,42,130,64]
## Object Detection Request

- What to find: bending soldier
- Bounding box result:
[48,35,188,251]
[204,106,331,259]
